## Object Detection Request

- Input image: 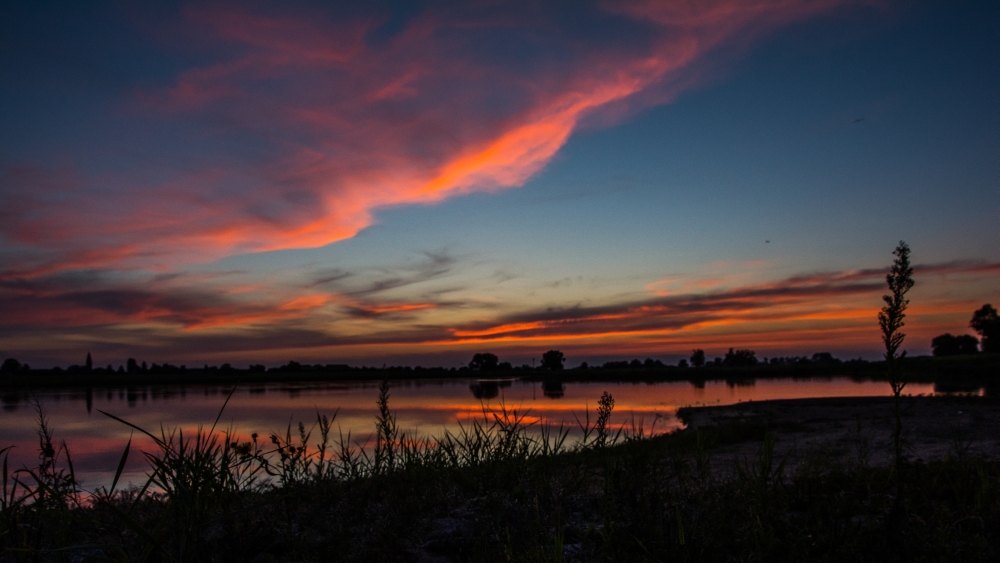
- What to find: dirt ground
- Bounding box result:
[678,395,1000,476]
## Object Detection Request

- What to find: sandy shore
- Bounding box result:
[677,395,1000,476]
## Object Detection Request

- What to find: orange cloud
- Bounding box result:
[433,260,999,356]
[0,0,867,276]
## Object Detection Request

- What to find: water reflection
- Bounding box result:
[541,380,565,399]
[469,380,512,400]
[0,377,951,491]
[933,381,983,394]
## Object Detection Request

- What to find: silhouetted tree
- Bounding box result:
[540,350,565,371]
[970,304,1000,353]
[85,352,93,371]
[931,333,979,356]
[722,348,758,367]
[678,359,689,368]
[1,358,22,373]
[126,358,139,373]
[690,349,705,368]
[468,353,500,371]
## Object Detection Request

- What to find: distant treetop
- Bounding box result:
[970,304,999,353]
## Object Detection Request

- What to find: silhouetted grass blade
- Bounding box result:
[98,409,166,449]
[110,432,131,495]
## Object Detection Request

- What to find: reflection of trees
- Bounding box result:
[725,377,756,388]
[126,388,140,407]
[933,381,983,395]
[470,381,499,400]
[542,379,565,399]
[2,392,20,412]
[469,380,512,400]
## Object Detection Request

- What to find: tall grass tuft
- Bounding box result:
[879,240,914,475]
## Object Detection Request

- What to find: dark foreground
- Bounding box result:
[3,392,999,562]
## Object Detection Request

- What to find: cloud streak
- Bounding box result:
[445,261,1000,343]
[0,0,866,276]
[3,260,994,364]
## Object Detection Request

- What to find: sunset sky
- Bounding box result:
[1,1,997,368]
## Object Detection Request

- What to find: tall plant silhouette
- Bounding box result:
[878,241,914,485]
[373,379,398,474]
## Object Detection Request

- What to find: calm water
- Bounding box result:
[1,377,938,489]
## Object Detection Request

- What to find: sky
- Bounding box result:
[1,0,997,369]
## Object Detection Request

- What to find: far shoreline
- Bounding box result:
[1,353,996,391]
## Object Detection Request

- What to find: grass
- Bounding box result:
[2,383,999,562]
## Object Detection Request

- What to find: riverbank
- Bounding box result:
[3,393,998,562]
[678,394,1000,478]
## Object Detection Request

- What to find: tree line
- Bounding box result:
[931,303,999,356]
[2,304,997,376]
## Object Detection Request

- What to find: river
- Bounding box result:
[0,376,939,490]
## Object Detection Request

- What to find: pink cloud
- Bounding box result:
[1,1,870,276]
